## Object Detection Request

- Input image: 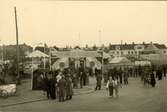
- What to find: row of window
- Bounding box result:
[111,50,167,55]
[111,51,138,55]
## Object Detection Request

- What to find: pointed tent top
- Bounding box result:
[26,50,49,58]
[145,43,158,51]
[109,57,131,64]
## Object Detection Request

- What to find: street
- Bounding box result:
[1,77,167,112]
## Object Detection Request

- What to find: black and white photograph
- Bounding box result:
[0,0,167,112]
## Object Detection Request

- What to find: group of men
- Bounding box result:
[39,70,73,102]
[38,66,91,102]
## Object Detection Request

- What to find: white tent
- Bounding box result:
[86,57,101,69]
[52,57,69,70]
[26,50,49,90]
[109,57,132,66]
[103,52,111,59]
[26,50,49,58]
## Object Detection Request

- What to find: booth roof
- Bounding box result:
[109,57,131,64]
[51,50,101,58]
[145,44,158,51]
[26,50,49,58]
[143,54,167,65]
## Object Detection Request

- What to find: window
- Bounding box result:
[131,51,133,54]
[116,46,120,50]
[117,51,119,54]
[164,51,166,54]
[121,51,123,55]
[128,51,130,54]
[137,47,142,49]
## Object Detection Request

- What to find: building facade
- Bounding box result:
[108,42,167,59]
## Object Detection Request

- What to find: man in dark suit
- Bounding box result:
[57,75,66,102]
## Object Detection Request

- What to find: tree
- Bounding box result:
[92,44,97,50]
[109,43,112,50]
[85,44,88,48]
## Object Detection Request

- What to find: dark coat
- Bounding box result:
[66,78,73,96]
[58,78,66,97]
[96,74,102,86]
[156,70,162,80]
[48,78,56,99]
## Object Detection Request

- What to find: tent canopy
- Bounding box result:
[103,52,111,59]
[141,54,167,65]
[51,50,101,58]
[52,57,69,70]
[86,57,101,69]
[109,57,132,65]
[145,44,158,51]
[26,50,49,58]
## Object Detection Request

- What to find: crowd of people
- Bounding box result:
[35,64,91,102]
[102,65,167,97]
[33,63,167,101]
[38,70,74,102]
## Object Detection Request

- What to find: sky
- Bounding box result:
[1,0,167,47]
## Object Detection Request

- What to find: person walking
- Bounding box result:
[106,76,114,97]
[163,65,166,77]
[79,71,84,88]
[113,77,120,97]
[43,73,50,99]
[66,75,73,100]
[123,70,128,85]
[150,72,156,87]
[95,70,102,90]
[46,72,56,100]
[72,72,78,88]
[156,67,163,80]
[118,68,123,85]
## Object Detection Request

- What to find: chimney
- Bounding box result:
[142,42,145,45]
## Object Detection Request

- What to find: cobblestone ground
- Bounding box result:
[0,77,94,107]
[1,77,167,112]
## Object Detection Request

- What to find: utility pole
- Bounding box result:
[44,43,46,70]
[78,33,80,47]
[14,6,20,84]
[99,30,101,47]
[121,40,123,57]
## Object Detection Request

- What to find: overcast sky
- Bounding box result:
[1,0,167,47]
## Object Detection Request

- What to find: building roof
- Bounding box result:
[26,50,49,58]
[109,44,136,50]
[109,43,167,50]
[109,57,131,64]
[51,49,101,58]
